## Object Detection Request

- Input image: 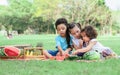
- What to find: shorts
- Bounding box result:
[48,50,59,56]
[47,50,72,56]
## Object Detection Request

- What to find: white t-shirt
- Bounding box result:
[72,37,87,48]
[72,37,80,47]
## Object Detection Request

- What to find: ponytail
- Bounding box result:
[77,23,81,30]
[66,24,71,48]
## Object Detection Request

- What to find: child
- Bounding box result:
[43,18,73,60]
[69,22,82,49]
[72,25,117,58]
[68,22,86,56]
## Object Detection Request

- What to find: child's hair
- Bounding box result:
[55,18,68,29]
[81,26,98,40]
[68,22,81,30]
[55,18,71,48]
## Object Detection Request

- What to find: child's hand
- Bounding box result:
[64,53,70,58]
[57,51,65,56]
[72,50,78,55]
[64,50,69,54]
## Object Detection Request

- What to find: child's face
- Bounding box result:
[56,24,67,37]
[69,26,81,39]
[81,32,90,42]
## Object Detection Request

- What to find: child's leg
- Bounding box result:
[43,50,52,58]
[43,50,58,59]
[102,48,117,58]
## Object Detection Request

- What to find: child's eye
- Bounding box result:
[57,29,60,31]
[76,30,79,33]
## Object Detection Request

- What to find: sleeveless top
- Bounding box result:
[90,39,109,53]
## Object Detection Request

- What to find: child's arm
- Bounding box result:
[57,45,65,56]
[55,36,65,56]
[65,47,72,54]
[72,41,97,55]
[79,39,83,49]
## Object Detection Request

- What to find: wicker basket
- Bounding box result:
[23,47,45,60]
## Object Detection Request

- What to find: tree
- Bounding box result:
[60,0,112,35]
[0,0,35,34]
[0,0,117,35]
[32,0,60,33]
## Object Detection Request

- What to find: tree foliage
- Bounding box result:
[0,0,119,35]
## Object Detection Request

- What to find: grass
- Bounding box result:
[0,34,56,50]
[0,34,120,75]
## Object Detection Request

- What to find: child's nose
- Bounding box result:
[76,33,79,36]
[60,29,63,32]
[75,33,79,37]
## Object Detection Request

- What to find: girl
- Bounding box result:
[69,22,87,49]
[69,22,86,56]
[72,26,117,58]
[69,22,83,50]
[43,18,73,59]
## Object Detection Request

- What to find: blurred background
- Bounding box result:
[0,0,120,36]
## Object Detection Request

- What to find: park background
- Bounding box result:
[0,0,120,75]
[0,0,120,36]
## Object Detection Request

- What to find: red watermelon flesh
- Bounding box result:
[4,46,20,56]
[56,56,65,61]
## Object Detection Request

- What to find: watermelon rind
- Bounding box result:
[83,51,100,60]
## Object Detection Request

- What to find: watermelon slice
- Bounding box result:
[0,49,6,56]
[4,46,21,57]
[56,56,65,61]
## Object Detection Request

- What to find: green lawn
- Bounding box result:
[0,34,120,75]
